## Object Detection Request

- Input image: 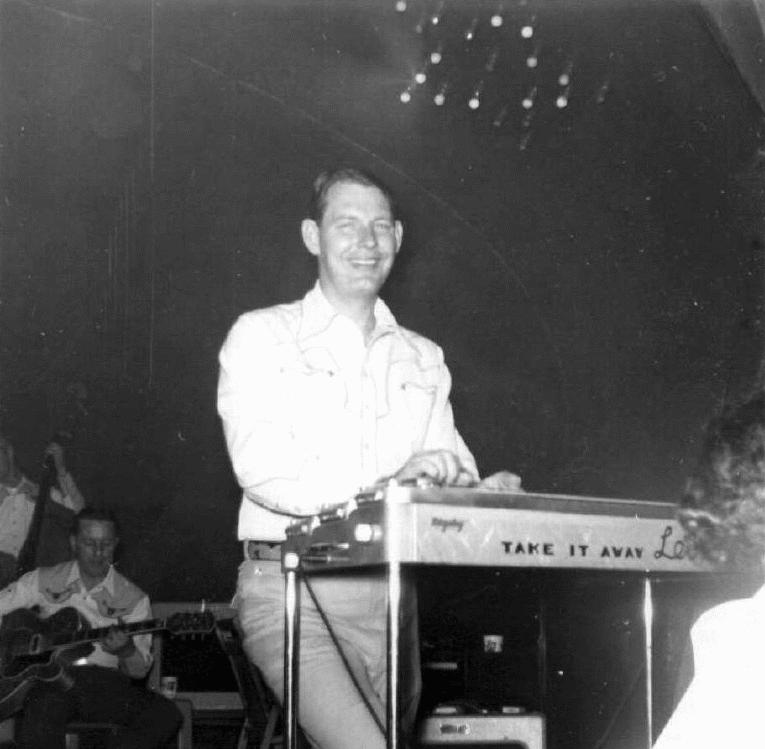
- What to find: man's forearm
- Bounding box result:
[52,472,85,511]
[118,643,151,679]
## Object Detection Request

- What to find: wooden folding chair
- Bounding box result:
[213,618,288,749]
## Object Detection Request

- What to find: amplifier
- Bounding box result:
[417,713,545,749]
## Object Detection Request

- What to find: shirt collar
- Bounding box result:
[67,561,116,596]
[297,281,398,343]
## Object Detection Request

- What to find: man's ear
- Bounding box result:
[394,220,403,254]
[301,219,320,257]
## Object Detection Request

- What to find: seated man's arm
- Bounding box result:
[45,443,85,512]
[50,473,85,512]
[100,594,153,680]
[0,570,43,619]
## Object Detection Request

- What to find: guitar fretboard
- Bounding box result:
[61,618,166,648]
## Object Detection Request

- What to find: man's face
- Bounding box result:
[302,181,403,304]
[71,519,118,581]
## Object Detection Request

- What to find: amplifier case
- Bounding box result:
[417,714,545,748]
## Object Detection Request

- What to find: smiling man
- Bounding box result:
[218,167,480,748]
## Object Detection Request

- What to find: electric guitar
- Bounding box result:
[0,606,215,719]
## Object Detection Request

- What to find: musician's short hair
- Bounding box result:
[680,391,765,568]
[308,167,398,223]
[70,507,120,538]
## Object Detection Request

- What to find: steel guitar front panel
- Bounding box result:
[284,486,704,574]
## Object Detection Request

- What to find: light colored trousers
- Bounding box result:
[235,558,421,749]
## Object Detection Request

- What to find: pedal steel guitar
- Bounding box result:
[281,484,708,749]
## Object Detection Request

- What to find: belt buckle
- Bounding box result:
[247,540,282,561]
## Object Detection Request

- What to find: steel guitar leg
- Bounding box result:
[386,558,402,749]
[643,576,654,749]
[284,552,300,749]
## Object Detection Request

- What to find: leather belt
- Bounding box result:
[245,540,282,562]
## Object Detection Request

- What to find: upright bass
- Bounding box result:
[14,450,57,579]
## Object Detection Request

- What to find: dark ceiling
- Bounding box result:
[1,0,765,599]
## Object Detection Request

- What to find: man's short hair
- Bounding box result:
[680,391,765,568]
[70,507,120,537]
[308,167,398,223]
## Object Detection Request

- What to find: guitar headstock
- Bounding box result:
[165,611,216,636]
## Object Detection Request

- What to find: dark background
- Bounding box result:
[3,0,764,599]
[3,1,765,745]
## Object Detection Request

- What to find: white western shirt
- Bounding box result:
[0,560,152,679]
[217,282,478,541]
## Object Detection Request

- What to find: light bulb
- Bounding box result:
[522,86,537,109]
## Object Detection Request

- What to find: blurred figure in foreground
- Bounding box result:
[654,392,765,749]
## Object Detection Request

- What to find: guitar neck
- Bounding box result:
[62,618,166,648]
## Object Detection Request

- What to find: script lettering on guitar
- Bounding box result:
[431,518,464,533]
[653,525,690,561]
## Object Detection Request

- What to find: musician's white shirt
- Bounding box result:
[218,282,478,541]
[0,560,152,679]
[653,582,765,749]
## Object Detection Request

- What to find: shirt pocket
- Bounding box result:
[277,358,347,444]
[389,360,440,451]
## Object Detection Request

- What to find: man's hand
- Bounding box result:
[44,442,67,478]
[478,470,523,493]
[100,625,136,659]
[394,449,476,487]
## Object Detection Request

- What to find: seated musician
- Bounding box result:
[0,507,181,749]
[217,166,521,748]
[653,392,765,749]
[0,437,85,586]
